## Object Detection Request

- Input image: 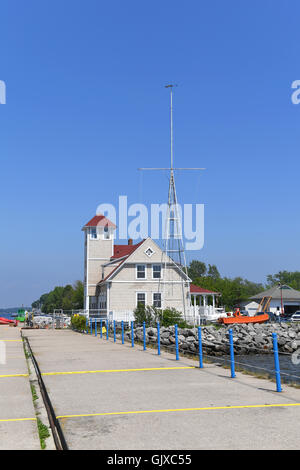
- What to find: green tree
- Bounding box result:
[188,260,207,281]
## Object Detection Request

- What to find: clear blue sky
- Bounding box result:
[1,0,300,307]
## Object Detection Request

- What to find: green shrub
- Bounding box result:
[133,305,188,328]
[71,314,86,331]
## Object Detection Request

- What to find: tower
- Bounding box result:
[82,215,116,316]
[139,85,205,318]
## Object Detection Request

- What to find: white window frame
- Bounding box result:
[89,227,98,240]
[136,264,147,280]
[152,292,162,309]
[152,264,162,279]
[136,292,147,307]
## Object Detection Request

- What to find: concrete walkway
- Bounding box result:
[0,325,40,450]
[23,328,300,450]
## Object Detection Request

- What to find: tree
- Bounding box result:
[188,260,207,281]
[207,264,220,279]
[266,271,300,291]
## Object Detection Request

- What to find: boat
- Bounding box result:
[218,308,269,325]
[0,317,18,326]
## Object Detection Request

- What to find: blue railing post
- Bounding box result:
[272,333,282,392]
[175,324,179,360]
[95,319,97,337]
[157,322,161,355]
[198,326,203,369]
[131,321,134,347]
[121,321,124,344]
[143,322,146,350]
[229,329,236,378]
[90,319,93,335]
[106,319,109,340]
[86,317,88,334]
[100,319,103,338]
[114,320,116,343]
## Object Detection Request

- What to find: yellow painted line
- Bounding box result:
[0,373,29,378]
[0,417,36,422]
[42,366,195,376]
[56,402,300,420]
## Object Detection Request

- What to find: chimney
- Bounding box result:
[128,238,133,246]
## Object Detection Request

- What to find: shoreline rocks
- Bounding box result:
[126,323,300,356]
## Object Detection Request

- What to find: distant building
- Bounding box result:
[242,284,300,315]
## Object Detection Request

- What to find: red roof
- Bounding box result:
[190,283,220,295]
[83,215,116,229]
[112,240,145,259]
[98,239,146,284]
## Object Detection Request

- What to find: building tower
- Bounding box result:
[82,215,116,316]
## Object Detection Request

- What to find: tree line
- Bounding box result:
[31,264,300,312]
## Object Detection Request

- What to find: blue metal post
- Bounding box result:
[157,322,161,355]
[90,319,93,335]
[175,324,179,360]
[106,319,109,340]
[131,321,134,347]
[272,333,282,392]
[95,319,97,337]
[121,321,124,344]
[198,326,203,369]
[143,322,146,350]
[229,329,236,378]
[114,320,116,343]
[86,318,88,334]
[100,319,103,339]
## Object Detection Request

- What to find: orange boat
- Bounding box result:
[218,308,269,325]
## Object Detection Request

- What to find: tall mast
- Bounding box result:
[138,86,205,320]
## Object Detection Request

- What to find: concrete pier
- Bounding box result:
[22,328,300,450]
[0,326,40,450]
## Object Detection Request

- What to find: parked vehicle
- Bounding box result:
[291,312,300,322]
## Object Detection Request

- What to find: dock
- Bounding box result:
[13,328,300,450]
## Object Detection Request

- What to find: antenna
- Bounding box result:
[139,85,205,320]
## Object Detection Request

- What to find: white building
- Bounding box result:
[242,284,300,315]
[82,214,222,323]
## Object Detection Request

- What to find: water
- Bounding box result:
[0,313,14,320]
[212,353,300,385]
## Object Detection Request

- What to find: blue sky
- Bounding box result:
[1,0,300,307]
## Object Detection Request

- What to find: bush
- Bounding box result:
[71,314,86,331]
[133,304,188,328]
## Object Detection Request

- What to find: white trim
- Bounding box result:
[136,264,147,280]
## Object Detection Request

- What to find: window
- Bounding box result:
[137,292,146,307]
[153,292,162,308]
[152,264,162,279]
[90,228,97,239]
[136,264,146,279]
[103,225,110,240]
[145,247,154,257]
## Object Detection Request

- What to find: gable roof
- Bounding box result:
[190,283,220,295]
[82,214,116,229]
[112,240,145,259]
[250,284,300,301]
[98,237,191,285]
